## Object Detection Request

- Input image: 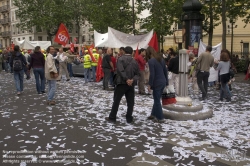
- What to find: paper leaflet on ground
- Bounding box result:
[94,27,153,49]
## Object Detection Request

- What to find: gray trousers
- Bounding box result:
[138,70,145,93]
[103,68,111,89]
[58,62,70,80]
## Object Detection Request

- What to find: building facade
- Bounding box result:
[164,17,250,57]
[0,0,11,49]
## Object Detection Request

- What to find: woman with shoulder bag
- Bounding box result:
[146,47,169,123]
[214,50,231,102]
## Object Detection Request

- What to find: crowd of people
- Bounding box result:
[0,44,248,123]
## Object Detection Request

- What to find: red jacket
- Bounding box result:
[111,55,116,72]
[136,54,146,71]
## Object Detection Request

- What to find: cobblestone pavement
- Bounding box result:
[0,72,249,166]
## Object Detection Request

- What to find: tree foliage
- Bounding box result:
[137,0,184,47]
[84,0,138,34]
[13,0,85,41]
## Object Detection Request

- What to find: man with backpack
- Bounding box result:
[9,45,28,95]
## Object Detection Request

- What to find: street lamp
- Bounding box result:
[228,19,237,57]
[240,40,243,58]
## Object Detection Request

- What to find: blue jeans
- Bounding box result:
[84,68,91,83]
[67,63,73,77]
[110,71,114,86]
[221,83,232,99]
[47,80,56,101]
[14,70,24,92]
[91,66,97,81]
[4,62,10,72]
[151,84,165,120]
[33,68,45,93]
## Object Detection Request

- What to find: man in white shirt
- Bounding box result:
[57,48,70,81]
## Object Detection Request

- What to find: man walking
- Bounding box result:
[105,46,140,123]
[57,48,70,81]
[196,45,214,100]
[102,48,114,90]
[45,46,58,105]
[83,50,91,83]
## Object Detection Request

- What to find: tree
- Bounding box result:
[84,0,138,34]
[137,0,184,50]
[14,0,82,42]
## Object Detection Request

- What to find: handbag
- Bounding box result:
[50,72,58,79]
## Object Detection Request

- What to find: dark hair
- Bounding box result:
[169,48,174,53]
[139,48,145,54]
[12,45,20,57]
[206,45,212,52]
[55,48,59,52]
[46,46,54,53]
[220,52,230,62]
[146,46,162,62]
[119,47,125,51]
[34,46,41,53]
[14,45,20,52]
[124,46,133,54]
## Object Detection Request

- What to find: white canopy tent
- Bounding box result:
[13,39,51,50]
[94,27,153,49]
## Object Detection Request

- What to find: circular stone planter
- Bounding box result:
[163,103,203,112]
[163,103,213,121]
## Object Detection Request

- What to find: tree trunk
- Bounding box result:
[221,0,227,49]
[208,0,213,46]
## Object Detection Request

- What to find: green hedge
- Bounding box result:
[235,59,249,72]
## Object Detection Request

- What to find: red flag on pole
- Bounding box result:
[96,56,104,82]
[86,45,96,62]
[70,42,74,52]
[148,32,159,52]
[54,23,70,46]
[134,43,139,60]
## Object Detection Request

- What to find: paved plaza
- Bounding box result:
[0,72,249,166]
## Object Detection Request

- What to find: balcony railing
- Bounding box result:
[1,31,11,37]
[0,18,10,24]
[0,5,9,13]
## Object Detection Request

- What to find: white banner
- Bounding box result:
[14,39,51,50]
[94,27,153,50]
[198,40,222,82]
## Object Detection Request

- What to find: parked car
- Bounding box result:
[72,62,84,76]
[72,63,93,78]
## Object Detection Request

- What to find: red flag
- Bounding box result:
[70,42,74,52]
[96,56,104,82]
[148,32,159,52]
[86,45,96,63]
[54,23,70,46]
[134,43,139,60]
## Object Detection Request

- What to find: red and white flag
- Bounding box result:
[70,42,74,52]
[54,23,70,46]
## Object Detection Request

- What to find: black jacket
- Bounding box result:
[9,52,27,69]
[168,56,179,74]
[115,54,140,86]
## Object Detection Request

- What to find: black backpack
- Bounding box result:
[13,56,23,71]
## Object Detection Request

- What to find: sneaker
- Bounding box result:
[66,79,70,81]
[106,88,114,91]
[17,92,21,95]
[105,117,116,123]
[26,77,31,80]
[41,91,46,94]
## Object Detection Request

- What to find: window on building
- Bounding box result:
[29,37,32,41]
[18,38,20,41]
[82,36,85,42]
[47,36,50,41]
[70,37,72,43]
[177,22,183,30]
[38,36,42,41]
[22,37,25,40]
[11,11,14,21]
[0,27,2,33]
[243,43,249,54]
